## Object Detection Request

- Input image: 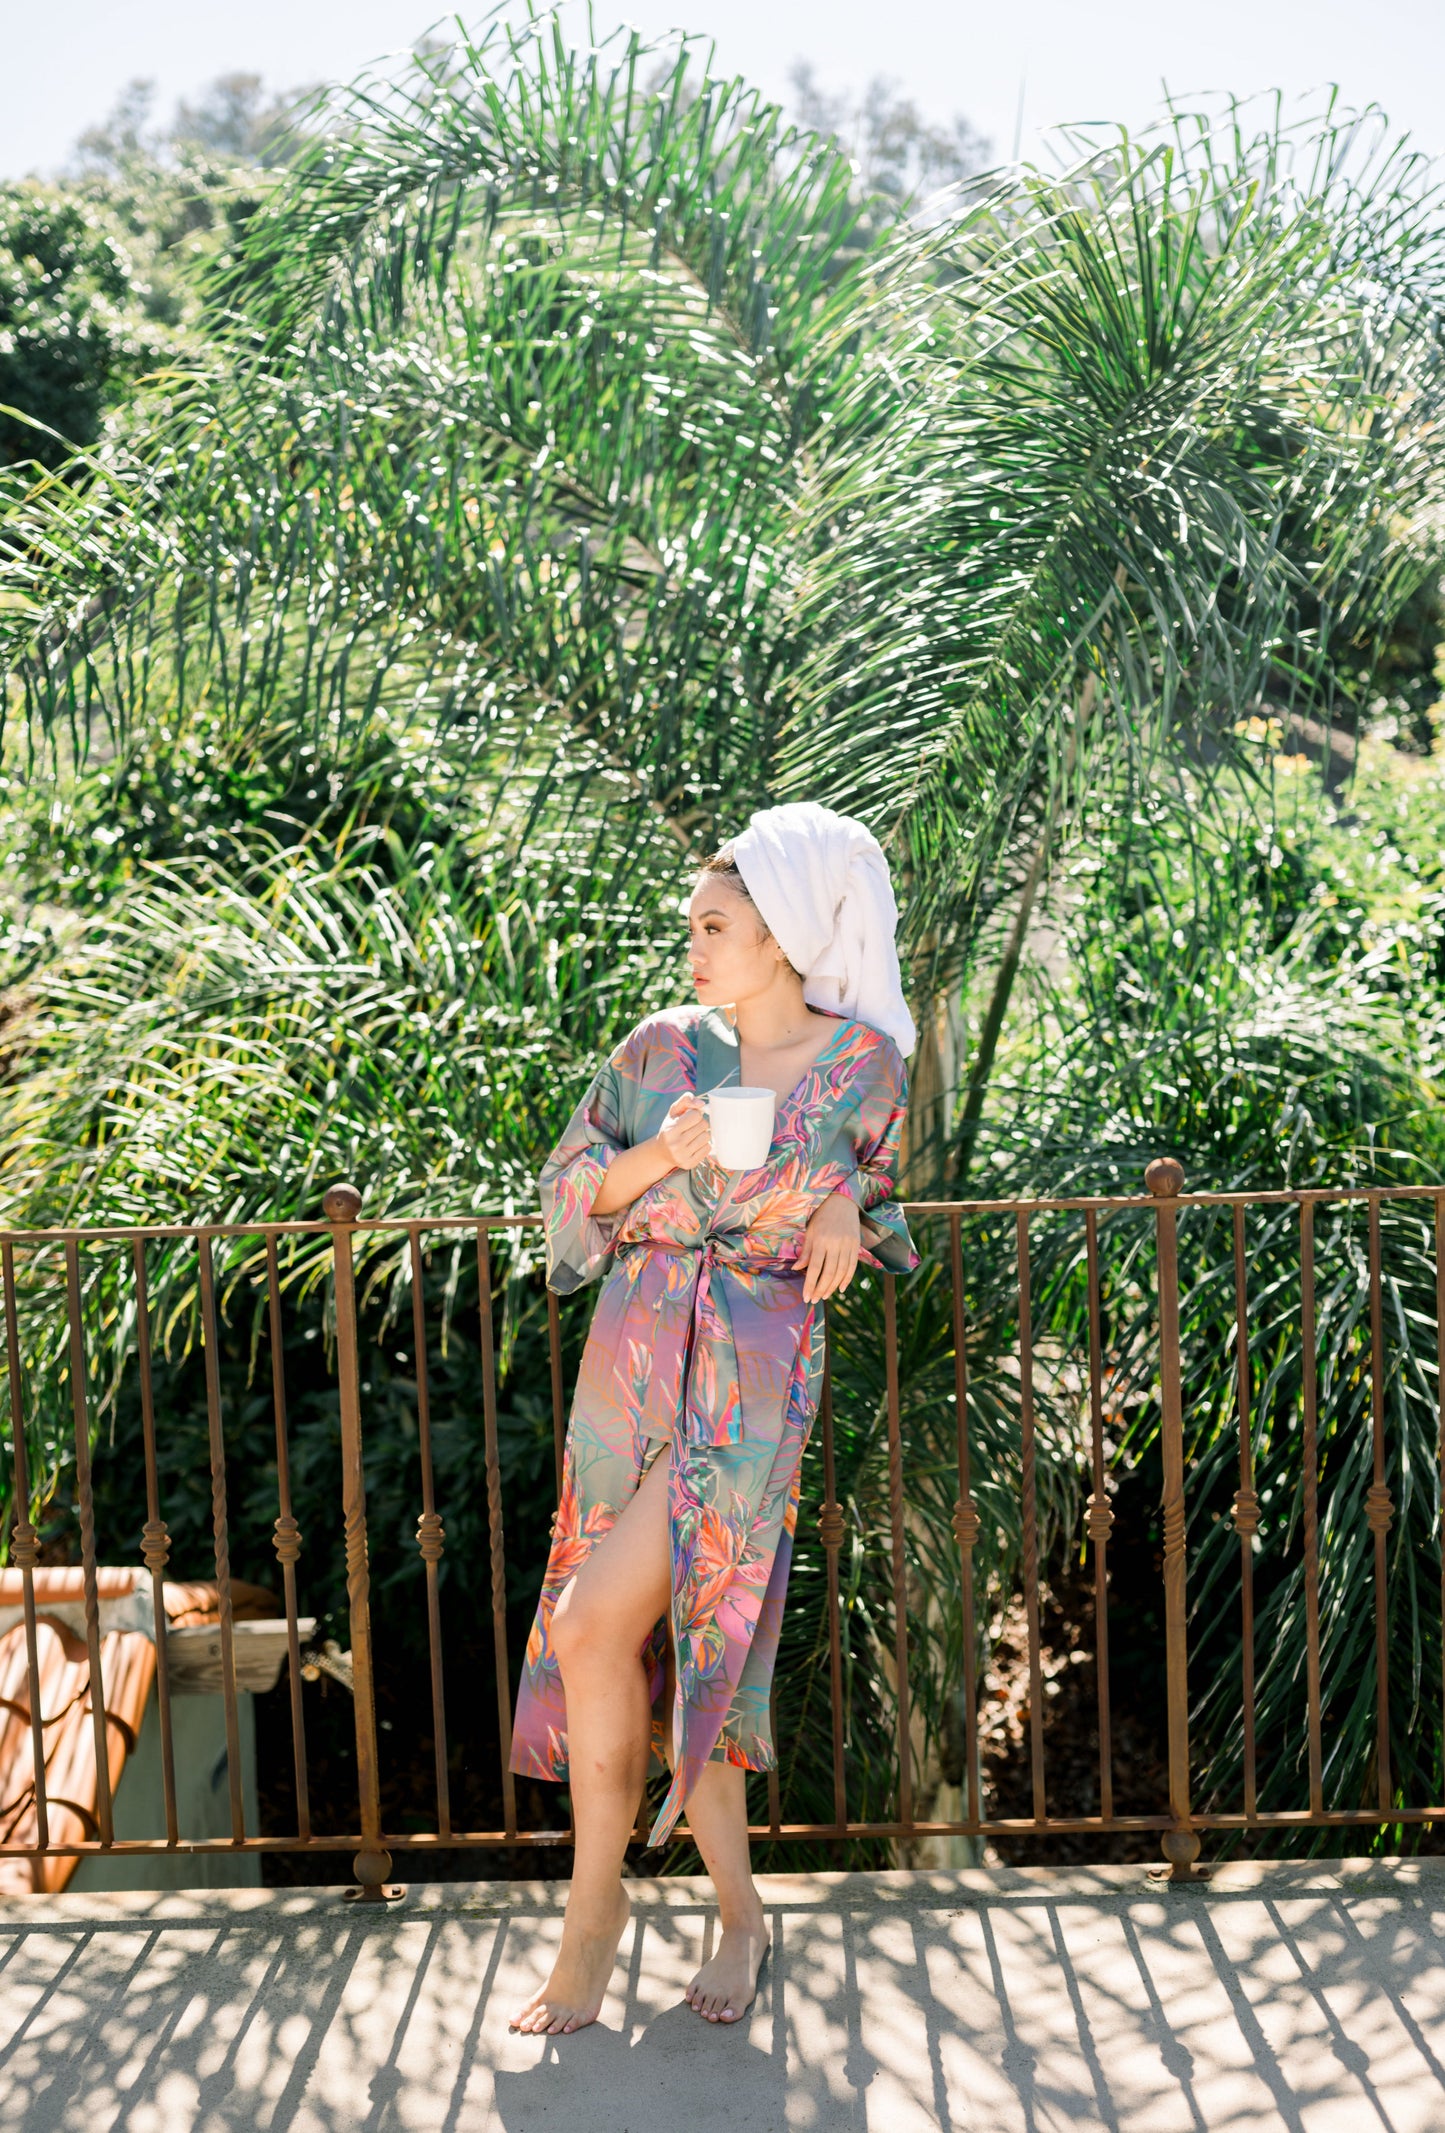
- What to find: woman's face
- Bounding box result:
[686,874,784,1006]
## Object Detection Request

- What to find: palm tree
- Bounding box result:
[779,98,1445,1187]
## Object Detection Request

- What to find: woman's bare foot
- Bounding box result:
[510,1888,632,2036]
[685,1910,769,2023]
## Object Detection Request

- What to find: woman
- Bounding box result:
[508,801,919,2037]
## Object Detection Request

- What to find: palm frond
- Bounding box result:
[778,107,1445,993]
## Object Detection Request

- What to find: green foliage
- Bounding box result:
[0,183,186,467]
[972,740,1445,1846]
[72,73,309,178]
[0,70,321,478]
[1,825,686,1234]
[780,112,1445,1004]
[787,61,991,210]
[994,744,1445,1192]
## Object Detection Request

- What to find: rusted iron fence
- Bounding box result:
[2,1161,1443,1897]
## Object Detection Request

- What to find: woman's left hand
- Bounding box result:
[796,1192,862,1304]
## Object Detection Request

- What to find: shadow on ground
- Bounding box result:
[1,1864,1444,2130]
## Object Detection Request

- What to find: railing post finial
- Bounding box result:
[1144,1158,1185,1199]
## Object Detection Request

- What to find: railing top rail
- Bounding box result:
[1,1179,1443,1248]
[910,1183,1445,1214]
[0,1215,542,1247]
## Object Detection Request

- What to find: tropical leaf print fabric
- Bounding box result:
[509,1002,918,1847]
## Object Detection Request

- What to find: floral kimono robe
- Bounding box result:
[509,1001,918,1847]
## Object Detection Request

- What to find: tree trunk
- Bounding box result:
[899,960,948,1198]
[953,674,1096,1186]
[952,819,1053,1187]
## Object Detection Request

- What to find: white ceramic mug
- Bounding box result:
[702,1086,777,1170]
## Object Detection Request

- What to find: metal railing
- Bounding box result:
[2,1160,1442,1897]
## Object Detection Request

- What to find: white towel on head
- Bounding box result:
[729,801,917,1058]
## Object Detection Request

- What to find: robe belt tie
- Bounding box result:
[616,1234,807,1448]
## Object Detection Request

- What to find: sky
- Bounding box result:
[3,0,1443,179]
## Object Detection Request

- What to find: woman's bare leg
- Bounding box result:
[679,1760,770,2022]
[510,1449,672,2036]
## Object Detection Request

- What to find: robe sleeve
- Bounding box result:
[830,1037,919,1274]
[537,1022,647,1294]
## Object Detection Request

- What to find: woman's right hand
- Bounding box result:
[591,1096,713,1215]
[657,1094,713,1171]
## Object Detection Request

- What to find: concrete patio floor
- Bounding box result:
[2,1859,1444,2129]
